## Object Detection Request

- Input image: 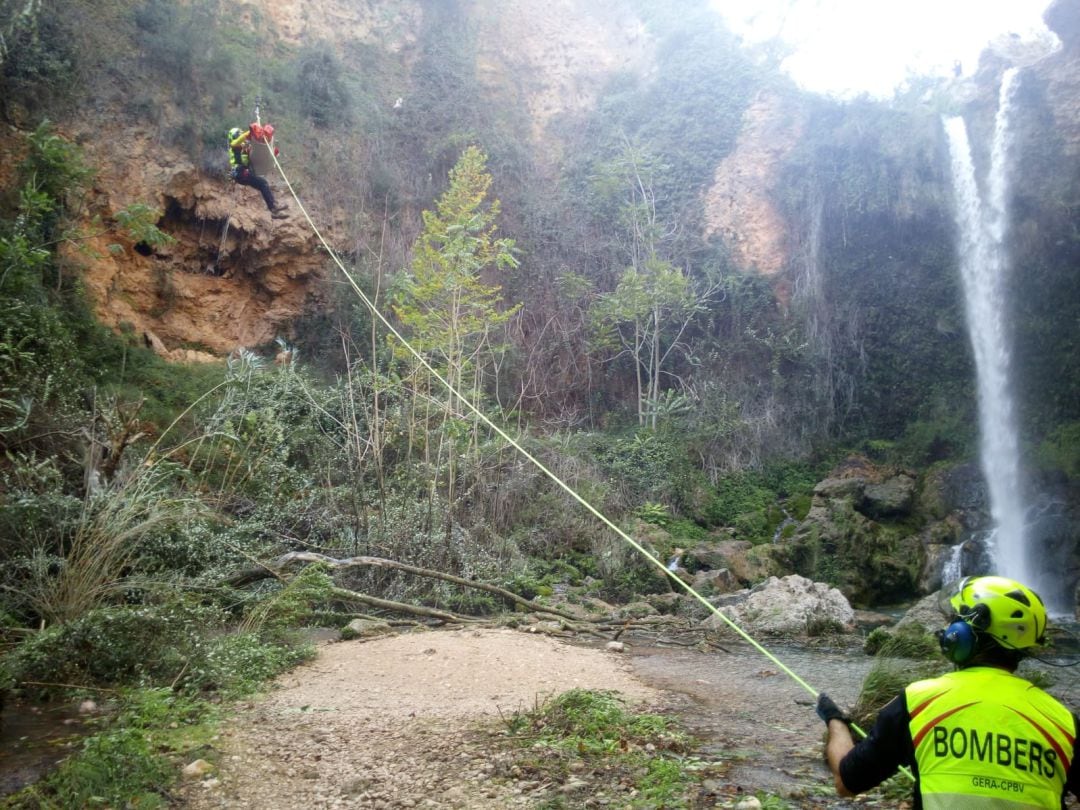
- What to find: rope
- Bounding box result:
[262,145,911,780]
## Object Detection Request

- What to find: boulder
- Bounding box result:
[896,591,947,635]
[692,568,740,595]
[682,539,776,586]
[644,592,684,614]
[853,609,896,631]
[777,495,922,605]
[813,476,866,501]
[342,619,393,640]
[703,574,854,637]
[861,474,916,518]
[916,463,987,524]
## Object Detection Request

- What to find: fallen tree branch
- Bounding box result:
[329,586,478,624]
[267,551,585,622]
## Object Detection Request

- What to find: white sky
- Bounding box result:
[711,0,1057,98]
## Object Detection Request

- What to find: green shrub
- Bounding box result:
[190,632,312,697]
[5,601,224,694]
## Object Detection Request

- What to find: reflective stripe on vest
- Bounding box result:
[907,668,1075,809]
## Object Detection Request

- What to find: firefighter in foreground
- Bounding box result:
[816,575,1080,808]
[228,124,288,218]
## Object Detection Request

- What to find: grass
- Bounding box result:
[1,688,219,809]
[503,688,704,808]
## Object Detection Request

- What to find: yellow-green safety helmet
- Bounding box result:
[228,127,242,141]
[946,575,1047,650]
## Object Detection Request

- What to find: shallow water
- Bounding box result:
[0,701,91,796]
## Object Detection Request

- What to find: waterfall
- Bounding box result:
[943,68,1039,593]
[942,543,965,586]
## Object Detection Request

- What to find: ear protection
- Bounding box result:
[937,602,991,664]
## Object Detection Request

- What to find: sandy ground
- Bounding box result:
[178,627,661,809]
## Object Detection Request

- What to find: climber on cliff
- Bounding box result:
[814,575,1080,808]
[228,125,288,218]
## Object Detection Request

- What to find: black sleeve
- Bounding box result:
[1066,713,1080,799]
[838,694,916,795]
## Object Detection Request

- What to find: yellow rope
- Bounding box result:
[262,144,910,779]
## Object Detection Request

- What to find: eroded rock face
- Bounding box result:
[474,0,651,149]
[70,141,328,360]
[702,93,806,291]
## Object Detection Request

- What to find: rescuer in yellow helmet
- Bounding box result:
[816,575,1079,808]
[228,125,288,218]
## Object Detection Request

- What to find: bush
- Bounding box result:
[5,601,224,694]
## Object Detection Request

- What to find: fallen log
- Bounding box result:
[329,587,479,624]
[266,551,585,623]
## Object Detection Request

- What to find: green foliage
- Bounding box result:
[9,687,210,809]
[635,501,670,527]
[865,624,943,660]
[6,601,222,693]
[1034,421,1080,480]
[113,203,175,250]
[574,4,760,222]
[240,565,336,637]
[4,598,311,699]
[295,45,351,127]
[0,5,78,118]
[9,461,197,626]
[507,688,686,756]
[191,632,313,697]
[505,689,694,807]
[854,654,944,731]
[392,145,520,375]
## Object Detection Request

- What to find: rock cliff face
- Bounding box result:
[702,92,806,288]
[1036,0,1080,158]
[69,128,325,361]
[473,0,651,148]
[55,0,656,363]
[38,0,1080,364]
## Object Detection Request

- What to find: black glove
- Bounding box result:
[816,693,849,726]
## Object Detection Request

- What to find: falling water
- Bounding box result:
[943,68,1037,592]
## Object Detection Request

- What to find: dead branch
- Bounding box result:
[329,587,478,624]
[268,551,586,622]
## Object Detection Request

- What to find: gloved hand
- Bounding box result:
[816,693,849,726]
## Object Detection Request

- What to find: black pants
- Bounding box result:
[233,167,276,211]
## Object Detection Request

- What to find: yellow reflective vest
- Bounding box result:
[229,130,250,171]
[907,667,1075,809]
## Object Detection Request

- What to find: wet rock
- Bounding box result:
[644,592,683,614]
[813,476,866,501]
[861,474,916,518]
[917,462,987,524]
[692,567,739,595]
[684,540,776,586]
[341,619,393,640]
[896,591,947,634]
[853,609,895,631]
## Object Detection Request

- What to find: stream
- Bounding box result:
[0,700,93,798]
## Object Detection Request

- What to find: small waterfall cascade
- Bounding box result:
[943,68,1041,594]
[942,543,965,586]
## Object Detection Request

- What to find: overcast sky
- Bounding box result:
[711,0,1057,98]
